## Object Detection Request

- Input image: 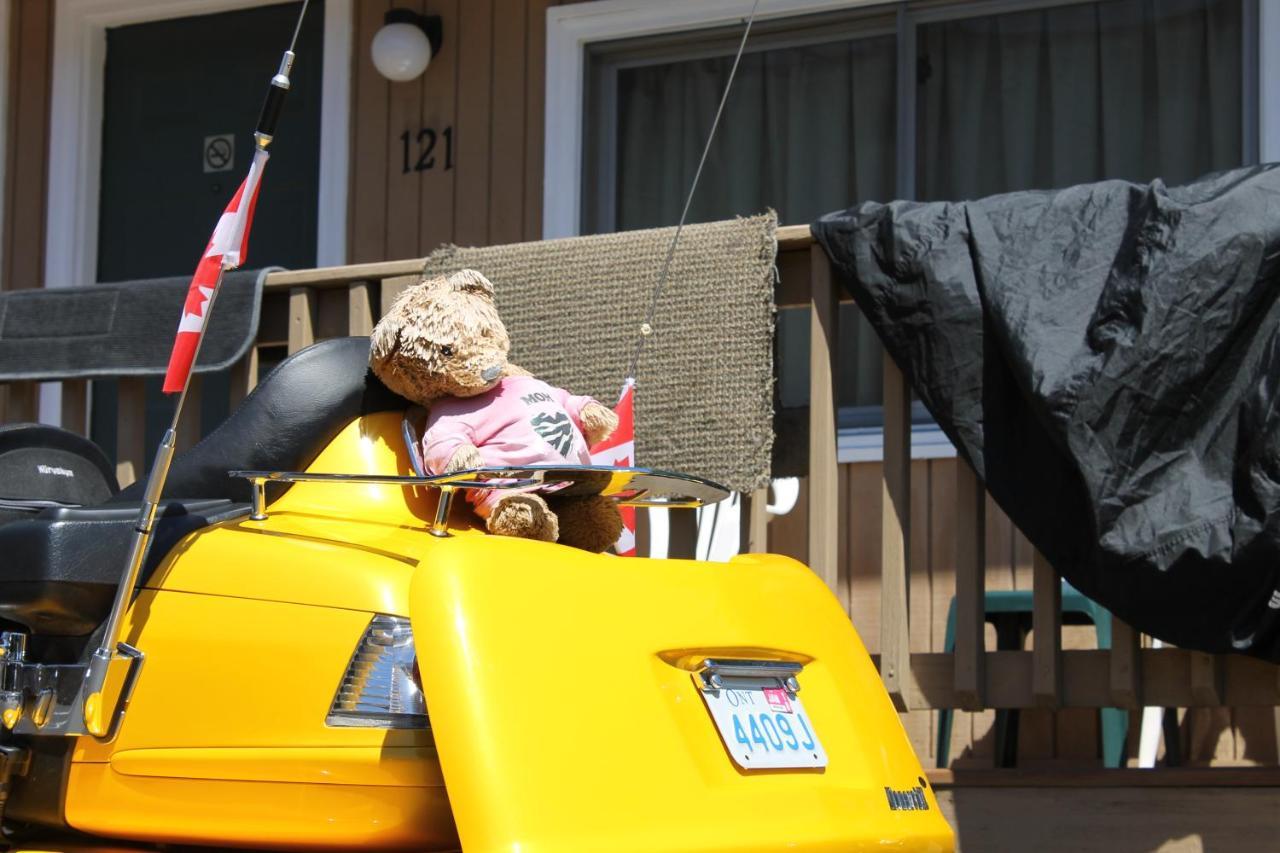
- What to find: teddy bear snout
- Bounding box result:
[481,365,503,382]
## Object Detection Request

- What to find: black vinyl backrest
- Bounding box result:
[114,337,410,504]
[0,423,118,511]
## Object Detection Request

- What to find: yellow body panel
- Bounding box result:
[409,536,953,852]
[66,763,455,851]
[41,414,950,851]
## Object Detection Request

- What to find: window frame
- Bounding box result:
[581,9,899,235]
[545,0,1266,462]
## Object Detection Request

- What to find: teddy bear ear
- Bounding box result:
[447,269,495,300]
[368,313,400,363]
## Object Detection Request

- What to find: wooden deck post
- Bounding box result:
[174,376,203,451]
[288,287,317,355]
[381,274,417,316]
[229,347,259,410]
[347,281,376,335]
[881,358,911,710]
[1189,652,1222,707]
[2,382,37,423]
[807,244,840,595]
[1110,619,1142,709]
[667,509,699,560]
[954,458,985,710]
[1031,549,1062,707]
[60,380,88,435]
[115,378,147,488]
[740,487,770,554]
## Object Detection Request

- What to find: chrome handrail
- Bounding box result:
[228,470,539,536]
[228,465,729,537]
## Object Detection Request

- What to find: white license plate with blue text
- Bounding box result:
[699,680,828,769]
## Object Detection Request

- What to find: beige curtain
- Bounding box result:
[615,35,898,231]
[917,0,1243,201]
[612,35,897,409]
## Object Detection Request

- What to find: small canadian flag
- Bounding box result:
[589,377,637,556]
[162,148,269,394]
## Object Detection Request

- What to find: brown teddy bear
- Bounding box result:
[369,268,625,552]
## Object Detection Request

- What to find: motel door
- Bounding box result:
[92,1,324,458]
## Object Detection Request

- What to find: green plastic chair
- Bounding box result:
[935,580,1129,768]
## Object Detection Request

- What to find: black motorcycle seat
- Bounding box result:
[0,423,118,526]
[0,338,404,636]
[0,499,248,635]
[114,337,408,505]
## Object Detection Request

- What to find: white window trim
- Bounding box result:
[1262,0,1280,161]
[545,0,1271,464]
[543,0,886,241]
[44,0,351,291]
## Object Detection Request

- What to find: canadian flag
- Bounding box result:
[162,148,269,394]
[589,377,637,556]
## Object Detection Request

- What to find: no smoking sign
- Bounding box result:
[203,134,235,173]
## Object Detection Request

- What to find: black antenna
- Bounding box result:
[255,0,311,151]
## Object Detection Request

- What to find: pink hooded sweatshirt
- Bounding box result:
[422,375,600,516]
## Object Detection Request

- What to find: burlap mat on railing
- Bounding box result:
[418,214,777,492]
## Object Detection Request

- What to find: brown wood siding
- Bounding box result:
[769,458,1280,770]
[3,0,52,292]
[349,0,565,261]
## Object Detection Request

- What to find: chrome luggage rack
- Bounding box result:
[228,465,730,537]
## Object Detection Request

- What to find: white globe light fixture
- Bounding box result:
[371,10,441,82]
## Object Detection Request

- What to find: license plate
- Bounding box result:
[698,678,828,769]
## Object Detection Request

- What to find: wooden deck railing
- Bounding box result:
[4,226,1279,750]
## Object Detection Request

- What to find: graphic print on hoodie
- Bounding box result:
[422,375,599,516]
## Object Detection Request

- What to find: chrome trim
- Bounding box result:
[2,642,144,738]
[228,470,539,523]
[250,477,268,520]
[700,659,803,679]
[228,464,731,525]
[401,410,429,477]
[228,470,543,487]
[0,632,27,668]
[430,486,455,537]
[327,615,429,730]
[696,658,805,694]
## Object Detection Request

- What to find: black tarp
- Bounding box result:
[813,164,1280,662]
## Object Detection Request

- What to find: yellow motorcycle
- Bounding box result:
[0,337,953,851]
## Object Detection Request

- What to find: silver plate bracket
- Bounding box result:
[697,658,803,694]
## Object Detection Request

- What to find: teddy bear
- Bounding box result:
[369,268,625,553]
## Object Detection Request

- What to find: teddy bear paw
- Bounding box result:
[579,401,620,446]
[554,495,625,553]
[488,493,559,542]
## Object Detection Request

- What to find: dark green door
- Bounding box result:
[97,1,324,280]
[92,1,324,461]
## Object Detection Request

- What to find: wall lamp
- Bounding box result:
[371,9,443,82]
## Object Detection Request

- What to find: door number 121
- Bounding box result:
[400,127,454,174]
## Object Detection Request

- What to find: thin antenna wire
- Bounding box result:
[288,0,312,53]
[623,0,761,382]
